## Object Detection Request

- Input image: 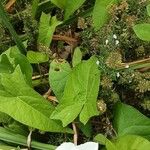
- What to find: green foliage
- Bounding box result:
[147,4,150,16]
[92,0,118,30]
[38,13,62,47]
[51,0,67,9]
[133,24,150,41]
[113,103,150,138]
[133,4,150,41]
[72,47,82,67]
[27,51,49,64]
[0,54,14,73]
[49,59,72,100]
[0,112,10,124]
[0,66,71,133]
[0,45,33,86]
[0,0,149,149]
[32,0,40,18]
[64,0,86,20]
[95,134,150,150]
[51,56,100,126]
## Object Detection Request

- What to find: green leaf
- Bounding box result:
[72,47,82,67]
[114,135,150,150]
[27,51,49,64]
[32,0,40,18]
[133,23,150,41]
[14,54,33,86]
[64,0,86,20]
[92,0,117,30]
[49,59,72,100]
[38,13,62,47]
[0,54,14,73]
[0,66,71,133]
[147,4,150,16]
[0,112,10,124]
[94,134,116,150]
[113,102,150,137]
[51,56,100,126]
[51,0,67,9]
[95,134,150,150]
[78,121,92,137]
[1,45,33,86]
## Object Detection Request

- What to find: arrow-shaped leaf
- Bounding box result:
[51,56,100,126]
[0,66,71,133]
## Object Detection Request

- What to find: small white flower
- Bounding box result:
[115,40,119,45]
[96,60,100,65]
[113,34,117,39]
[56,142,98,150]
[105,39,109,45]
[116,72,120,78]
[125,65,129,68]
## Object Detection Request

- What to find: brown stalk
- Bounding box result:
[72,122,78,145]
[53,34,78,45]
[5,0,16,12]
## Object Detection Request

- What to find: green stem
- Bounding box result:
[0,127,56,150]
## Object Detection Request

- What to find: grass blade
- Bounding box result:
[0,2,26,54]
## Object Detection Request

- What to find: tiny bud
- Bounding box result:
[113,34,117,39]
[116,72,120,78]
[96,60,100,65]
[115,40,119,45]
[125,65,129,68]
[105,39,109,45]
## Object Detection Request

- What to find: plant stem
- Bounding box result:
[0,127,56,150]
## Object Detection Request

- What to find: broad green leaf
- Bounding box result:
[114,135,150,150]
[13,54,33,86]
[92,0,117,30]
[49,59,72,100]
[147,4,150,16]
[94,134,116,150]
[0,45,33,86]
[133,23,150,41]
[64,0,86,20]
[0,54,13,73]
[51,56,100,126]
[0,66,71,133]
[27,51,49,64]
[95,134,150,150]
[72,47,82,67]
[51,0,67,9]
[113,103,150,137]
[38,13,62,47]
